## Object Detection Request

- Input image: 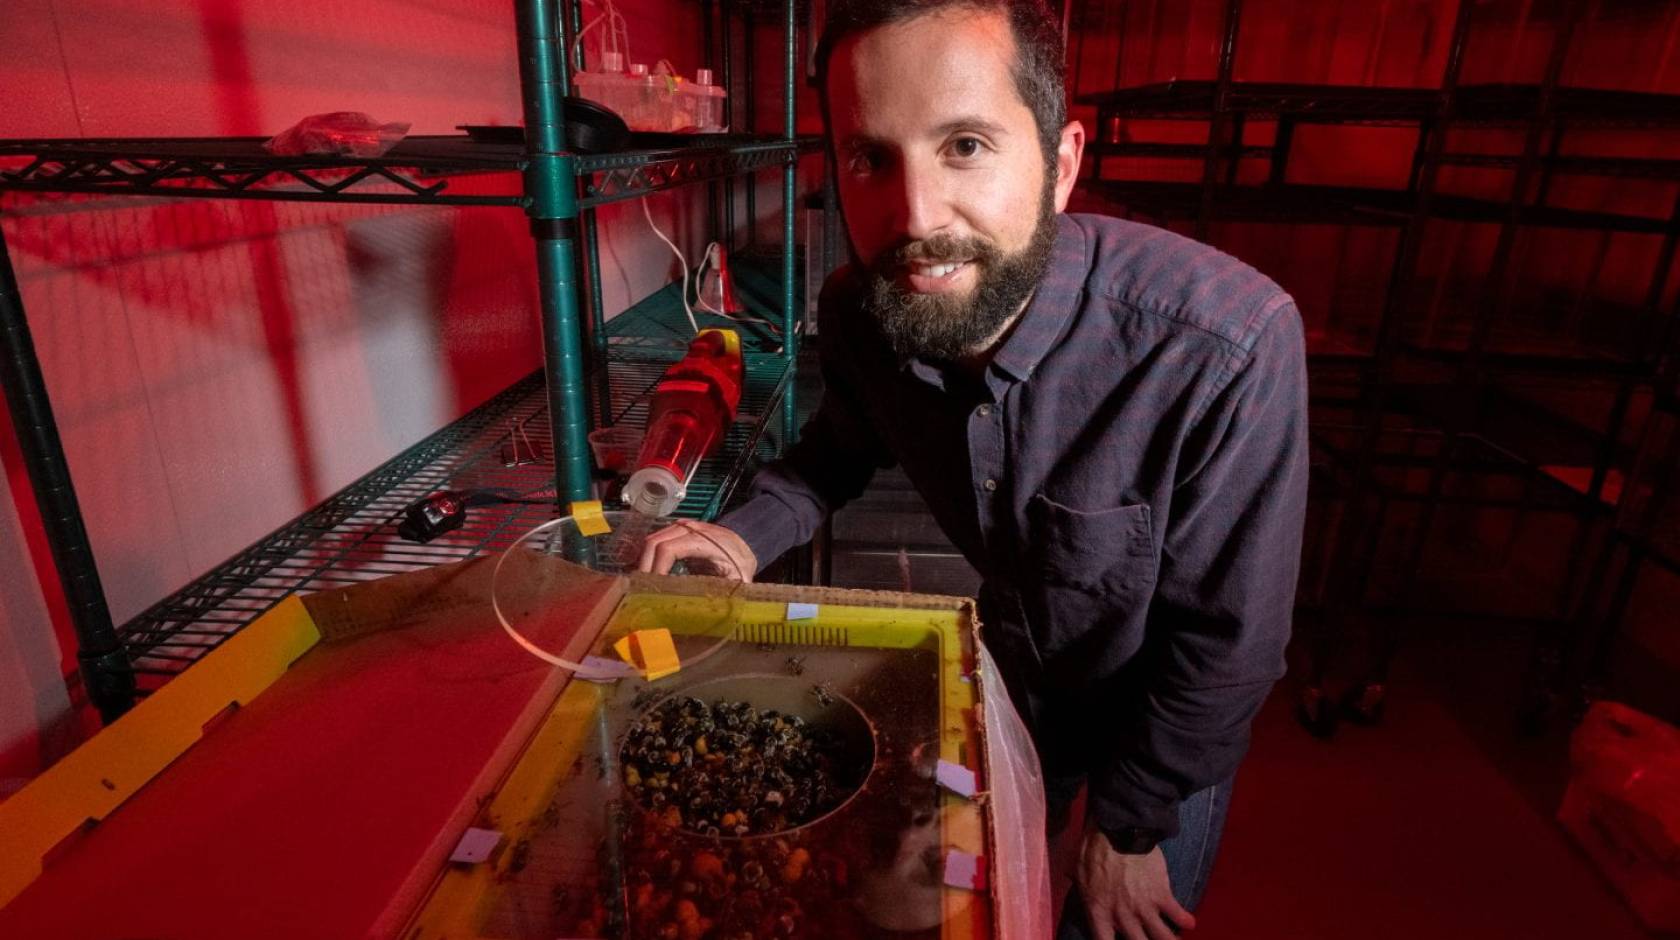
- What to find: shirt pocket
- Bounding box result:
[1023,493,1157,659]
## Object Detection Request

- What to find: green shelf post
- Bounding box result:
[782,0,800,447]
[518,0,593,505]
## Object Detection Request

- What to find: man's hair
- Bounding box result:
[814,0,1068,161]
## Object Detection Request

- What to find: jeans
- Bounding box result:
[1050,776,1234,939]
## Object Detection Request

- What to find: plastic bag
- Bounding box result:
[977,642,1054,939]
[264,112,410,158]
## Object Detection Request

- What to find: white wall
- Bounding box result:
[0,0,776,778]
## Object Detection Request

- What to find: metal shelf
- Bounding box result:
[1081,180,1414,226]
[117,348,791,688]
[1077,80,1440,124]
[578,137,819,208]
[0,0,814,719]
[1453,84,1680,128]
[0,134,816,208]
[1079,79,1680,129]
[1083,178,1680,234]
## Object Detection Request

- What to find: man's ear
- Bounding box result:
[1052,120,1086,213]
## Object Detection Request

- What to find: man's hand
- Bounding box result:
[636,521,757,582]
[1076,829,1196,940]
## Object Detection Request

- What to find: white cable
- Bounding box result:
[570,0,631,73]
[641,196,702,336]
[693,240,786,336]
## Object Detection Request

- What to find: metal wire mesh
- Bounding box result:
[118,351,791,690]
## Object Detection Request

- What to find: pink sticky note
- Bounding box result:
[936,759,978,798]
[943,848,987,891]
[449,827,502,864]
[577,655,639,682]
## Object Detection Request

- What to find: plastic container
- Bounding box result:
[676,67,727,132]
[587,424,645,473]
[573,50,629,116]
[622,328,743,516]
[618,62,667,131]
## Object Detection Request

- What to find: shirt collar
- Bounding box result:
[986,213,1088,385]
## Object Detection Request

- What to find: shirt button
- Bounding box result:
[982,478,998,492]
[976,404,992,418]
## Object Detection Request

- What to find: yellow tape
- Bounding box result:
[570,500,611,537]
[612,628,682,681]
[700,326,741,358]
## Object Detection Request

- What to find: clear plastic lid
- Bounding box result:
[491,511,739,679]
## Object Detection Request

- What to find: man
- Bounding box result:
[638,1,1308,937]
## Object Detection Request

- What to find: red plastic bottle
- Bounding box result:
[622,328,744,516]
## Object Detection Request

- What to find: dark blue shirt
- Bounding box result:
[721,213,1309,837]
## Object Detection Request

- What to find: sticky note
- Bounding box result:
[786,602,820,621]
[571,500,611,536]
[450,827,503,864]
[943,848,987,891]
[577,655,639,682]
[936,760,979,798]
[613,628,682,681]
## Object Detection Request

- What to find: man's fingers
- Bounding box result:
[1139,908,1177,940]
[636,523,689,572]
[640,533,748,581]
[640,533,698,574]
[1115,912,1147,940]
[1160,894,1196,931]
[654,538,705,577]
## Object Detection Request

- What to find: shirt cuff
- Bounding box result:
[716,496,806,576]
[1087,769,1183,840]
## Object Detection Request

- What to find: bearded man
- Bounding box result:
[639,2,1309,937]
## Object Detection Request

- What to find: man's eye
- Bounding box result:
[949,137,984,159]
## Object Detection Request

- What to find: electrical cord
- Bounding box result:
[570,0,630,74]
[644,198,785,338]
[641,196,702,336]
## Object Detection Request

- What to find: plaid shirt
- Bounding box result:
[721,212,1308,837]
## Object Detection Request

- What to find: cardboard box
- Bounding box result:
[1558,702,1680,932]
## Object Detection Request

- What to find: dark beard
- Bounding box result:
[862,189,1058,363]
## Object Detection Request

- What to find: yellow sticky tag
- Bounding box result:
[699,327,741,358]
[571,500,611,537]
[613,628,682,681]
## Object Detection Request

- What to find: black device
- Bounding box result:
[397,488,553,544]
[456,96,630,155]
[397,491,469,544]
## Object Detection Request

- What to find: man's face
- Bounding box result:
[826,8,1083,360]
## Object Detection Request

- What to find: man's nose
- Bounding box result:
[892,160,953,242]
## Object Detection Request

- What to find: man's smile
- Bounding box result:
[904,258,975,293]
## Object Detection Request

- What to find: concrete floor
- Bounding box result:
[1048,619,1658,939]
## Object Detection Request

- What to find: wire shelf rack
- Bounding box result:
[118,349,791,690]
